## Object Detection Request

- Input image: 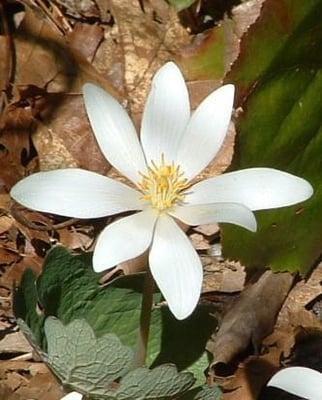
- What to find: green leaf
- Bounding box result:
[14,247,217,387]
[168,0,196,12]
[179,385,222,400]
[13,269,45,347]
[220,0,322,273]
[45,317,195,399]
[179,25,227,80]
[45,318,132,396]
[114,364,194,399]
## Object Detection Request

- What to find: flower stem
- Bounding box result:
[133,269,154,367]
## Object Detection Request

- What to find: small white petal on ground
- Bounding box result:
[267,367,322,400]
[149,214,203,320]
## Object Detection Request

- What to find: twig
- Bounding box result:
[10,202,79,231]
[27,0,71,35]
[10,352,33,361]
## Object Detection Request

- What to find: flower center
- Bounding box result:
[138,155,190,211]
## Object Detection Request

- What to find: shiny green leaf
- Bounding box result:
[221,0,322,273]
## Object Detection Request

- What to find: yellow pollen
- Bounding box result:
[138,154,190,211]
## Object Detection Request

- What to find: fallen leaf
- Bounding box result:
[0,331,32,355]
[202,257,246,293]
[207,271,294,368]
[35,94,110,173]
[276,263,322,330]
[66,22,104,62]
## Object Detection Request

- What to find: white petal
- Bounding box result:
[61,392,83,400]
[149,214,202,320]
[176,84,234,180]
[186,168,313,211]
[10,169,144,218]
[267,367,322,399]
[140,62,190,164]
[83,83,147,183]
[93,209,157,272]
[170,203,257,232]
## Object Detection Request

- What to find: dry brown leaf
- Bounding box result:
[0,360,63,400]
[0,331,32,355]
[35,94,110,173]
[66,22,104,62]
[0,105,35,189]
[220,348,279,400]
[207,271,294,368]
[194,223,219,236]
[56,0,101,20]
[0,6,123,174]
[0,215,14,234]
[13,6,117,95]
[202,257,246,293]
[58,226,94,250]
[190,232,211,250]
[93,0,191,118]
[277,263,322,330]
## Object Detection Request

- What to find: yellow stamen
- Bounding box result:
[138,154,190,211]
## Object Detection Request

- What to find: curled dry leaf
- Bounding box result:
[207,270,294,370]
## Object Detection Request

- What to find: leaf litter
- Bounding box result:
[0,0,321,399]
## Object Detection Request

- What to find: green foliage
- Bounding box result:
[221,0,322,273]
[180,0,322,273]
[14,246,220,398]
[45,317,195,399]
[168,0,197,12]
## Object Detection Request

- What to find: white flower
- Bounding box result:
[267,367,322,399]
[10,62,313,320]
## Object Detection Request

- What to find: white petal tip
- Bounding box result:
[215,84,235,102]
[92,249,114,273]
[222,83,235,94]
[305,181,314,200]
[267,367,322,399]
[248,220,257,233]
[153,61,185,85]
[160,61,181,72]
[172,308,195,320]
[83,82,97,94]
[92,260,106,273]
[167,285,201,321]
[60,391,83,400]
[246,212,258,232]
